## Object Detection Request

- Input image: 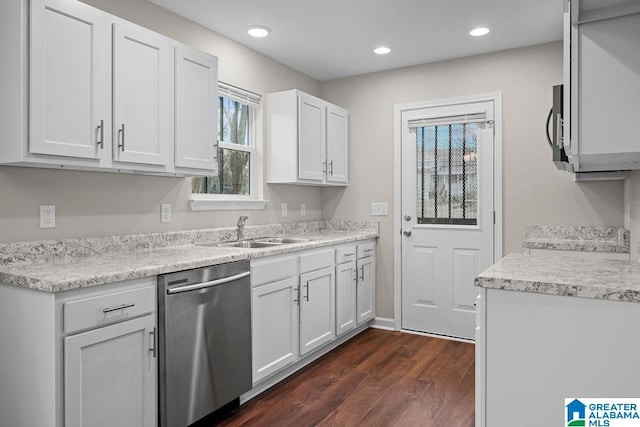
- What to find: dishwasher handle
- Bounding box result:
[166,271,250,295]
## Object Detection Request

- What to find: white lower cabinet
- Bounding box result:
[356,256,375,324]
[299,266,335,355]
[335,260,356,336]
[64,314,156,427]
[250,240,375,387]
[251,277,299,383]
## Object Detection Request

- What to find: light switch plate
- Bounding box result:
[301,203,306,216]
[371,202,388,216]
[161,203,172,223]
[40,205,55,228]
[281,202,288,218]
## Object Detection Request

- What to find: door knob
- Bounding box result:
[403,230,412,236]
[404,215,412,221]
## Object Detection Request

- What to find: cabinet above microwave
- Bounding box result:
[559,0,640,175]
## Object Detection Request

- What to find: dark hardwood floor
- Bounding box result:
[215,329,475,427]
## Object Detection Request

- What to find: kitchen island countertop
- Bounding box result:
[475,253,640,303]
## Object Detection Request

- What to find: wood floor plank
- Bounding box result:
[215,329,475,427]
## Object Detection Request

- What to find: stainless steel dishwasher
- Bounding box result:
[157,260,252,427]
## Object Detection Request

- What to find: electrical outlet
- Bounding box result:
[281,202,288,218]
[40,205,55,229]
[301,203,306,216]
[371,202,388,216]
[161,203,172,223]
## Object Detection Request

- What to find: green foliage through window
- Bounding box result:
[192,95,253,195]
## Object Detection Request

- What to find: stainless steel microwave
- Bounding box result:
[547,84,572,172]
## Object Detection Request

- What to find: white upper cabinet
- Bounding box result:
[29,0,109,161]
[266,89,349,186]
[0,0,219,176]
[112,22,172,167]
[298,93,326,182]
[326,104,348,184]
[174,46,219,172]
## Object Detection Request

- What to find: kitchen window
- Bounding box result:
[190,83,266,210]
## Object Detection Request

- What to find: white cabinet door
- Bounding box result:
[356,256,375,324]
[113,22,172,166]
[326,104,348,184]
[30,0,109,160]
[298,93,326,182]
[335,261,356,336]
[174,46,218,171]
[64,314,156,427]
[252,277,299,384]
[299,266,335,355]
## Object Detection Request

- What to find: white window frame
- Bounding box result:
[189,83,267,211]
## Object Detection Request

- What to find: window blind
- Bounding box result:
[407,112,486,128]
[218,82,262,108]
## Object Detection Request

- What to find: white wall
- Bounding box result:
[320,42,624,319]
[0,0,323,243]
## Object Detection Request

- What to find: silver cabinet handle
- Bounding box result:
[344,252,355,257]
[364,248,374,253]
[167,271,250,294]
[403,230,412,236]
[322,161,327,175]
[329,160,334,176]
[304,282,309,301]
[96,120,104,149]
[149,327,156,358]
[404,215,412,221]
[118,124,125,151]
[294,285,300,305]
[359,265,365,281]
[102,303,135,313]
[353,268,357,283]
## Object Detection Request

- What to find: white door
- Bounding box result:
[64,315,156,427]
[356,256,375,324]
[299,266,335,355]
[251,277,299,383]
[326,104,348,184]
[113,22,172,166]
[174,45,218,171]
[401,100,496,339]
[298,93,325,182]
[335,260,356,336]
[30,0,109,160]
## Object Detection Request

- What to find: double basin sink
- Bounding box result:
[200,237,313,249]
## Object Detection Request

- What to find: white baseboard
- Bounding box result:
[370,317,395,331]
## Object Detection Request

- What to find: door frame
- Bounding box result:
[393,93,503,332]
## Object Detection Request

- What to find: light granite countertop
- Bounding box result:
[523,224,629,253]
[0,221,378,293]
[475,253,640,303]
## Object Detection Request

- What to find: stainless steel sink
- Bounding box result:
[253,237,310,244]
[214,241,281,249]
[197,236,313,249]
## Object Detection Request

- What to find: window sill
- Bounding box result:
[189,196,268,211]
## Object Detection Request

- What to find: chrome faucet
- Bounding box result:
[237,216,249,241]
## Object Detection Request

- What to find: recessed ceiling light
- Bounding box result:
[247,25,271,38]
[374,46,391,55]
[470,27,490,37]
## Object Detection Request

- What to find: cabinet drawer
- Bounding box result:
[300,249,334,273]
[251,255,298,287]
[64,286,155,334]
[335,245,357,264]
[357,241,375,259]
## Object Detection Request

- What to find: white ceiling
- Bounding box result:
[148,0,564,81]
